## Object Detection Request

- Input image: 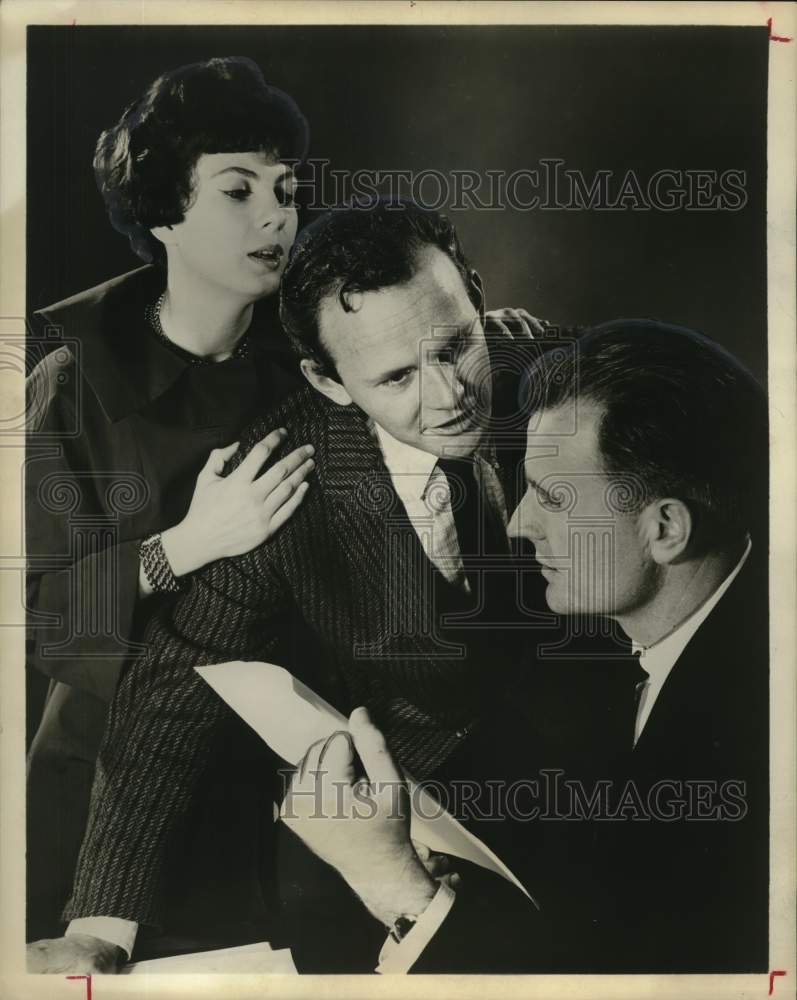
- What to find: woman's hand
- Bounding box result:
[484,307,545,340]
[162,427,314,576]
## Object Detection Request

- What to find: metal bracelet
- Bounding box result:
[140,532,181,593]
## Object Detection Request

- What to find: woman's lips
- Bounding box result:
[248,245,284,270]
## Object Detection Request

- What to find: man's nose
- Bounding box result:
[423,361,465,410]
[507,491,545,542]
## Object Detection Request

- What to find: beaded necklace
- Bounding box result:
[145,292,250,364]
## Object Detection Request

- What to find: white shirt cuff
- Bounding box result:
[66,917,139,961]
[376,879,456,974]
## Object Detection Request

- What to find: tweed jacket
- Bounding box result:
[65,381,532,927]
[25,265,300,940]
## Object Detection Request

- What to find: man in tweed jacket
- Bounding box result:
[32,202,553,969]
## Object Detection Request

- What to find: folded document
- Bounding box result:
[196,661,533,902]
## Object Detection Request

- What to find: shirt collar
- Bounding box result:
[632,536,752,683]
[373,423,440,508]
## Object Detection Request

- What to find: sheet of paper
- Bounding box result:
[122,941,297,975]
[196,660,534,902]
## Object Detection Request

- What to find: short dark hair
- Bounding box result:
[94,57,309,264]
[527,320,767,550]
[279,200,478,378]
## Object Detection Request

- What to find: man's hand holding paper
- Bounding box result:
[281,708,440,930]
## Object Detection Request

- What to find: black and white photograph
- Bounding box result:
[1,2,795,997]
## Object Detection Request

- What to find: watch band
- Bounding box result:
[140,533,181,593]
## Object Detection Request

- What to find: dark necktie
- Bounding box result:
[437,458,481,589]
[628,650,650,748]
[436,456,501,589]
[599,650,651,754]
[433,456,516,722]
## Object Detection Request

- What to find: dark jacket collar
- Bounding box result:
[632,545,767,759]
[35,265,290,424]
[35,266,180,423]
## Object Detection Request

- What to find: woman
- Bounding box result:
[26,57,313,941]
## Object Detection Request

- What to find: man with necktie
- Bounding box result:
[280,319,769,974]
[28,199,555,972]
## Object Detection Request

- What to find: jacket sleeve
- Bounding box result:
[62,530,292,928]
[26,347,145,701]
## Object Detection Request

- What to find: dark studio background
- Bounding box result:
[25,25,768,736]
[23,30,772,964]
[27,24,768,378]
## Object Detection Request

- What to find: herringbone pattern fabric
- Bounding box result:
[65,385,522,927]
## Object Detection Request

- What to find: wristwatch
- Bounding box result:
[140,532,181,593]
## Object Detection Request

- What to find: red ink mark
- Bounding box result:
[66,975,92,1000]
[767,18,792,43]
[768,970,787,995]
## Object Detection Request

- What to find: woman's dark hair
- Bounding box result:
[279,199,479,378]
[94,56,309,264]
[526,320,768,551]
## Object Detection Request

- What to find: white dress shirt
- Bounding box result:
[67,422,506,963]
[374,423,508,591]
[66,914,138,959]
[376,879,457,974]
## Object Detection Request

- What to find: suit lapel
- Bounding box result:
[320,403,442,644]
[632,553,767,765]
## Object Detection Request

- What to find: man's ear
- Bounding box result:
[467,268,485,323]
[149,224,176,248]
[300,359,353,407]
[644,498,693,564]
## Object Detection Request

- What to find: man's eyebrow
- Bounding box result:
[422,326,472,363]
[426,332,460,354]
[433,324,463,339]
[526,476,557,502]
[431,321,472,342]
